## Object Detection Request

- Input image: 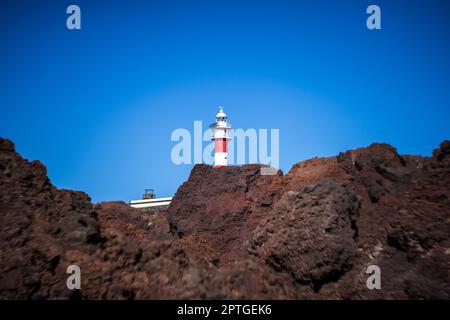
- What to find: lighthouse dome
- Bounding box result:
[216,106,227,119]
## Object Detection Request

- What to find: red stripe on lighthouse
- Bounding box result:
[215,139,227,153]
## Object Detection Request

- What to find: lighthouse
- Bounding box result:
[210,106,231,167]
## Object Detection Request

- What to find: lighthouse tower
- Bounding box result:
[210,106,231,168]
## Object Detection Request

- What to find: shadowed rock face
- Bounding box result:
[0,138,295,299]
[1,137,449,299]
[167,141,450,299]
[166,164,285,265]
[249,180,360,291]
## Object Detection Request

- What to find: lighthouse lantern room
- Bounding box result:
[210,106,231,167]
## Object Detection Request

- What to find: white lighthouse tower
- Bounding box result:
[210,106,231,168]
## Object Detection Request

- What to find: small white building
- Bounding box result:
[129,189,172,211]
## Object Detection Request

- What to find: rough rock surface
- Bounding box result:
[167,164,285,265]
[1,137,449,299]
[0,138,290,299]
[96,202,172,242]
[249,180,360,291]
[167,141,450,299]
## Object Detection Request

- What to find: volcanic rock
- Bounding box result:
[0,138,293,299]
[1,137,449,299]
[249,179,360,291]
[167,164,285,265]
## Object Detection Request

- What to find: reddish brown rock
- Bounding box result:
[0,137,292,299]
[1,137,449,299]
[249,179,360,291]
[96,201,172,242]
[167,164,285,265]
[167,141,450,299]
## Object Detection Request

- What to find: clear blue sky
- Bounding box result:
[1,0,449,202]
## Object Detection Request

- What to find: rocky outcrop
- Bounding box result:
[0,138,294,299]
[167,164,285,265]
[249,180,360,291]
[96,202,172,242]
[1,137,449,299]
[167,141,450,299]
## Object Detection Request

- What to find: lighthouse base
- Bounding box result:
[214,152,227,167]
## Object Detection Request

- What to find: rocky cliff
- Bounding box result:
[0,137,449,299]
